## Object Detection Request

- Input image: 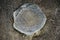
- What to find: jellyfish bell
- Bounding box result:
[13,3,47,36]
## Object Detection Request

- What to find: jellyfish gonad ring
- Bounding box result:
[13,3,47,35]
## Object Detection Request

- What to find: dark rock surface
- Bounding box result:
[0,0,60,40]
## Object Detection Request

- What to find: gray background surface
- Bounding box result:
[0,0,60,40]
